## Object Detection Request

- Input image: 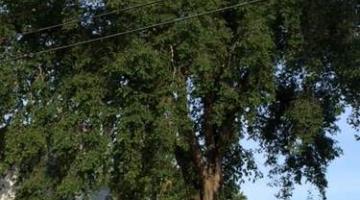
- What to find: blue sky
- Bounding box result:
[241,111,360,200]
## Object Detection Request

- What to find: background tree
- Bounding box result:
[0,0,359,200]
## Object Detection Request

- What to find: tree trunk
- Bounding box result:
[200,170,221,200]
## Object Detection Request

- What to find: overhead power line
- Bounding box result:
[21,0,168,36]
[6,0,267,61]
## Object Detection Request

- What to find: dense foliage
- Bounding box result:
[0,0,359,200]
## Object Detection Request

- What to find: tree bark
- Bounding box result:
[201,170,221,200]
[173,70,225,200]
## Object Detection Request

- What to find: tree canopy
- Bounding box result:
[0,0,359,200]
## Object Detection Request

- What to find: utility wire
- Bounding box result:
[6,0,267,62]
[21,0,168,36]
